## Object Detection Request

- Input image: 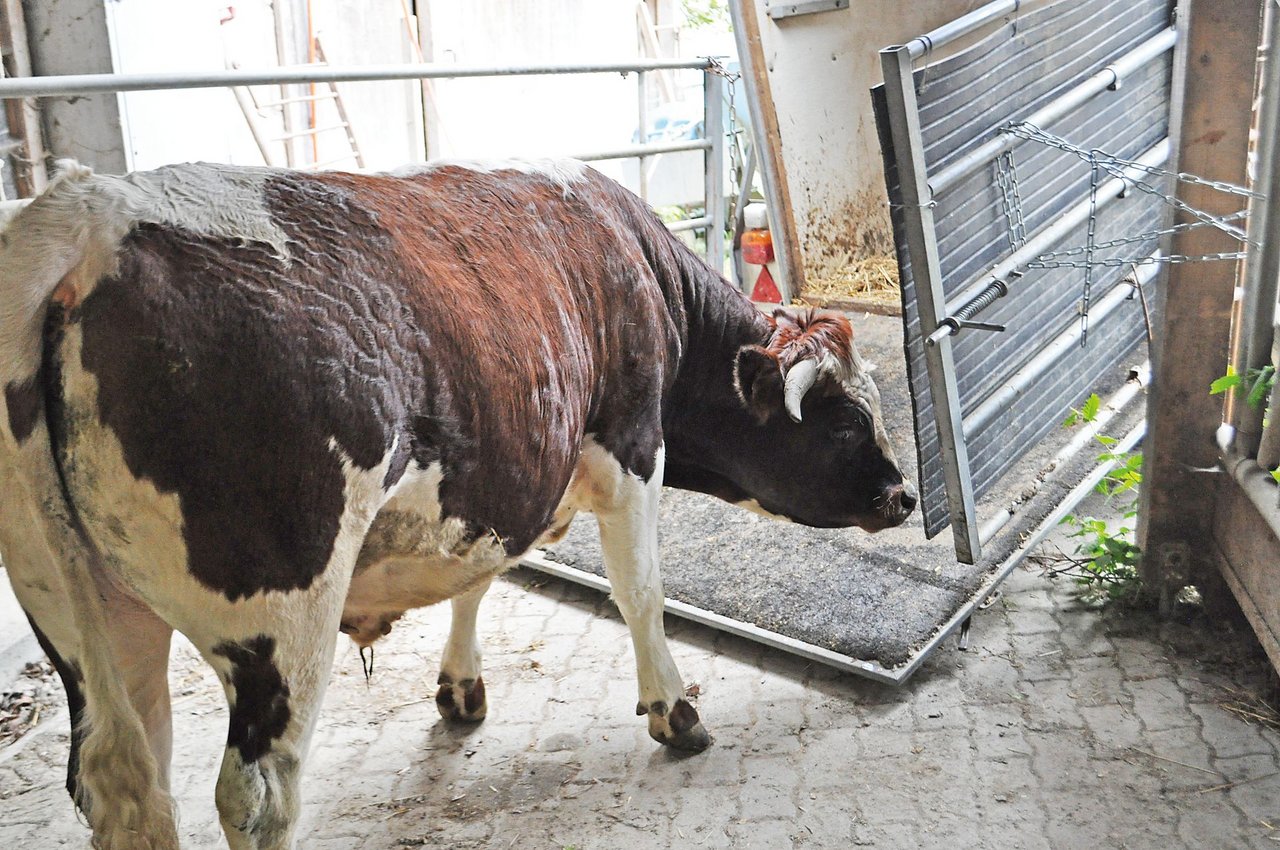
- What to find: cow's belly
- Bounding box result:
[341,452,599,646]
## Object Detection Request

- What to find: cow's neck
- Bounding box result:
[661,266,772,500]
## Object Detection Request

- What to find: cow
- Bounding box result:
[0,158,914,850]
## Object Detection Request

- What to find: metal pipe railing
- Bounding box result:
[0,59,714,99]
[977,363,1150,545]
[904,0,1031,59]
[0,57,730,272]
[929,29,1176,197]
[573,139,710,163]
[1230,3,1280,460]
[929,138,1170,344]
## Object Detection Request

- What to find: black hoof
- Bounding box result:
[435,674,487,722]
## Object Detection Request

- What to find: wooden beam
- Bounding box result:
[0,0,48,196]
[1211,475,1280,675]
[1138,0,1265,609]
[729,0,807,299]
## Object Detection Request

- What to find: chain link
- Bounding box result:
[1004,122,1260,246]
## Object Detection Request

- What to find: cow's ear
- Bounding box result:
[734,345,783,423]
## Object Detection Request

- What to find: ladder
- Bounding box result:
[232,35,365,171]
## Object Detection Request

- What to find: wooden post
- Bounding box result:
[0,0,47,196]
[1138,0,1265,612]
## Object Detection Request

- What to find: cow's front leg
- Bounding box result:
[436,579,490,722]
[589,442,711,752]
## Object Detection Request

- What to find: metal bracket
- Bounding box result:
[767,0,849,20]
[957,616,972,651]
[929,317,1007,344]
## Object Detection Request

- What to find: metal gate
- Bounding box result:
[875,0,1176,563]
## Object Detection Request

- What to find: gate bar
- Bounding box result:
[905,0,1028,59]
[881,43,981,563]
[1230,2,1280,457]
[0,58,714,99]
[930,29,1176,197]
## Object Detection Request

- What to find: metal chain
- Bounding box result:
[1031,210,1248,260]
[1005,122,1260,246]
[995,150,1027,253]
[1080,152,1101,346]
[1027,251,1249,270]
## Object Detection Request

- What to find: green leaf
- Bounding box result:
[1063,409,1080,428]
[1082,393,1101,422]
[1210,365,1240,395]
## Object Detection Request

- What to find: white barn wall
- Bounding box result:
[741,0,989,282]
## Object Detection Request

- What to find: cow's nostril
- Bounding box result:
[900,489,917,512]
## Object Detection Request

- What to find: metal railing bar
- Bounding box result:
[934,138,1170,334]
[666,215,712,233]
[881,42,982,563]
[904,0,1044,60]
[704,69,726,270]
[930,29,1176,197]
[573,138,710,163]
[0,58,715,99]
[1230,3,1280,458]
[976,360,1150,546]
[964,261,1159,440]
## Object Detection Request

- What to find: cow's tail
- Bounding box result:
[0,163,179,849]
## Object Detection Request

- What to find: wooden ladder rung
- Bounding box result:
[257,92,339,109]
[272,123,349,141]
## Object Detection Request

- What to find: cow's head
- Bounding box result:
[729,308,915,531]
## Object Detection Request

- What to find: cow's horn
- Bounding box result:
[783,359,819,423]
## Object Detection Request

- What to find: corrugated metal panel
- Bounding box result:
[876,0,1173,539]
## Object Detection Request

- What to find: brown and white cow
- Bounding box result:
[0,158,913,849]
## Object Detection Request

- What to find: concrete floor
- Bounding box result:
[2,556,1279,849]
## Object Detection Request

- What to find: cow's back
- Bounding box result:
[43,161,677,604]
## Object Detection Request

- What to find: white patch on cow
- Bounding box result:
[735,498,793,522]
[0,161,289,386]
[391,156,589,195]
[571,438,687,715]
[342,460,511,647]
[0,198,31,232]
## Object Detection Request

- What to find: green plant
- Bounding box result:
[1053,393,1143,603]
[1212,363,1280,483]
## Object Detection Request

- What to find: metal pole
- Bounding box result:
[1231,2,1280,457]
[905,0,1024,59]
[572,138,710,163]
[704,69,726,273]
[731,145,759,291]
[0,58,715,99]
[929,29,1176,197]
[880,44,981,564]
[636,71,649,202]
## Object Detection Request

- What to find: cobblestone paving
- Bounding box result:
[1,564,1278,850]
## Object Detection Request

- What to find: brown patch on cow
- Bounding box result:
[764,308,854,373]
[51,278,79,310]
[3,373,42,443]
[668,699,701,735]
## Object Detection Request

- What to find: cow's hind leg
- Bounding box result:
[586,442,711,752]
[201,599,341,850]
[436,579,490,722]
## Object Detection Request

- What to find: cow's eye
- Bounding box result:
[831,428,858,442]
